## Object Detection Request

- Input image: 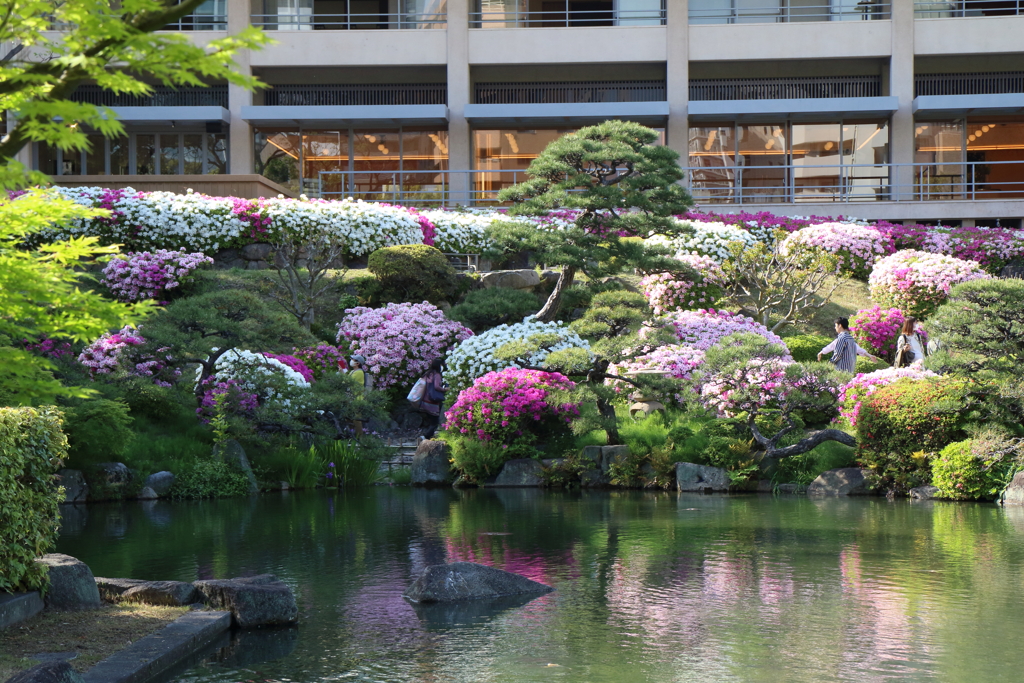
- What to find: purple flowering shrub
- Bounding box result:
[101,250,213,302]
[875,223,1024,274]
[850,306,905,361]
[24,338,73,360]
[293,344,348,380]
[640,254,725,315]
[782,223,893,279]
[868,250,990,319]
[336,302,472,390]
[196,377,260,423]
[77,326,177,386]
[659,309,790,354]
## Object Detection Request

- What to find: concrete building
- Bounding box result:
[25,0,1024,225]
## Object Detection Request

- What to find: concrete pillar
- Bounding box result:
[665,0,689,170]
[890,1,915,201]
[227,0,254,177]
[447,0,472,205]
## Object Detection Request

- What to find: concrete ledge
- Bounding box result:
[0,592,44,630]
[81,611,231,683]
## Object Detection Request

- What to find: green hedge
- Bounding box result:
[0,407,68,592]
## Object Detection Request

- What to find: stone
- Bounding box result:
[490,459,544,487]
[193,575,298,629]
[241,243,273,261]
[95,577,149,603]
[1003,471,1024,506]
[629,400,665,417]
[222,258,247,270]
[35,554,101,611]
[807,468,872,496]
[56,469,87,504]
[214,248,239,262]
[0,591,44,629]
[246,260,270,270]
[777,483,806,495]
[540,458,564,469]
[217,440,259,494]
[581,445,603,467]
[96,462,131,484]
[601,445,631,474]
[479,269,541,291]
[122,581,198,607]
[411,440,454,487]
[580,469,609,488]
[757,480,774,493]
[137,486,158,500]
[144,471,175,496]
[4,661,85,683]
[675,462,730,493]
[403,562,553,603]
[910,485,942,500]
[1000,261,1024,279]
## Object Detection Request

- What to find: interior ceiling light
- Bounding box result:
[703,129,717,151]
[824,141,834,151]
[975,130,984,137]
[366,135,376,143]
[772,128,783,138]
[982,125,991,133]
[764,140,775,150]
[968,135,977,142]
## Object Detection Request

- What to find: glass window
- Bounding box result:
[110,136,130,175]
[614,0,663,26]
[86,135,106,175]
[136,135,156,175]
[688,125,737,202]
[160,134,180,175]
[915,121,964,199]
[254,129,301,193]
[401,130,449,204]
[351,130,400,201]
[474,0,527,27]
[738,124,786,203]
[61,149,81,176]
[792,123,841,202]
[966,120,1024,199]
[844,121,889,201]
[403,0,448,27]
[38,143,59,176]
[206,133,228,174]
[302,131,347,197]
[183,134,204,174]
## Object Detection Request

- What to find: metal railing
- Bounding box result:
[690,75,881,101]
[163,13,227,30]
[264,84,447,106]
[470,7,666,27]
[70,85,229,107]
[915,71,1024,96]
[915,1,1024,18]
[475,80,666,104]
[311,162,1024,205]
[251,12,446,30]
[690,0,890,23]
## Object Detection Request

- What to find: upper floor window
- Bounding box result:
[915,1,1024,19]
[251,0,447,30]
[165,0,227,30]
[471,0,665,28]
[690,0,890,24]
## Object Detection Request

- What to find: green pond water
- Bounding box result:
[56,488,1024,682]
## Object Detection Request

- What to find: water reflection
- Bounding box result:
[56,490,1024,682]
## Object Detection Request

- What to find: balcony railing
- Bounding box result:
[470,8,666,28]
[475,81,666,104]
[251,12,446,30]
[163,0,226,30]
[915,72,1024,96]
[690,76,882,101]
[690,0,890,23]
[70,85,229,108]
[915,1,1024,18]
[264,84,447,106]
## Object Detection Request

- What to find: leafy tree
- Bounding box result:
[487,120,694,322]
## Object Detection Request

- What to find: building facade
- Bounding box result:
[23,0,1024,225]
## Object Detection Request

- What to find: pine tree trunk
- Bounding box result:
[535,266,577,323]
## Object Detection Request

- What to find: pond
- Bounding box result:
[56,488,1024,682]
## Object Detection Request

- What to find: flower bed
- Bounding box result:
[336,302,472,391]
[101,250,213,302]
[420,209,498,253]
[868,250,991,319]
[782,223,893,279]
[657,220,760,263]
[849,306,905,360]
[661,309,789,353]
[293,344,348,380]
[839,366,939,427]
[640,254,725,315]
[876,223,1024,274]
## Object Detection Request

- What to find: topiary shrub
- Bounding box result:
[856,378,969,494]
[449,287,539,332]
[781,223,893,279]
[0,407,68,592]
[931,431,1023,501]
[784,334,833,363]
[367,244,458,304]
[62,399,135,466]
[868,250,990,319]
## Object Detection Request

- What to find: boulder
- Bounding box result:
[246,260,270,271]
[910,485,942,500]
[241,243,273,261]
[193,575,297,628]
[777,483,806,495]
[122,580,198,607]
[403,562,553,603]
[56,470,88,504]
[4,661,84,683]
[144,471,175,496]
[601,445,631,474]
[217,440,259,494]
[579,469,609,488]
[137,486,159,500]
[807,468,872,496]
[675,463,730,493]
[94,577,149,603]
[411,440,454,487]
[1003,471,1024,506]
[35,555,101,611]
[95,462,131,484]
[479,269,541,291]
[490,459,544,487]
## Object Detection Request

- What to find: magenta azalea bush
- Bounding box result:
[850,306,905,361]
[877,223,1024,274]
[196,377,260,423]
[262,353,315,384]
[782,223,893,279]
[102,249,213,302]
[838,366,938,427]
[445,368,579,444]
[660,309,790,354]
[868,250,991,319]
[78,326,176,386]
[293,344,348,380]
[336,302,473,390]
[640,254,725,315]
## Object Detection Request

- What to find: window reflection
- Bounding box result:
[136,135,156,175]
[255,130,302,193]
[915,120,1024,199]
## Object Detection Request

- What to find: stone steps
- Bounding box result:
[379,439,420,471]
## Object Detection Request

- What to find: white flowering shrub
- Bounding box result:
[651,220,760,263]
[419,209,498,253]
[197,348,311,409]
[444,317,593,394]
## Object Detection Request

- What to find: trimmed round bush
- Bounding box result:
[838,366,938,427]
[449,287,540,332]
[367,244,459,304]
[640,254,725,315]
[101,250,213,302]
[420,209,497,253]
[62,399,135,466]
[782,223,893,279]
[932,434,1022,501]
[868,250,990,319]
[850,306,905,361]
[783,334,833,363]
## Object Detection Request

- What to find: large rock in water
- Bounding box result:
[411,440,454,486]
[1003,471,1024,505]
[144,471,175,496]
[193,575,297,628]
[403,562,553,603]
[35,555,101,611]
[676,463,730,492]
[56,469,88,504]
[4,661,85,683]
[121,580,198,607]
[490,459,544,487]
[807,468,872,496]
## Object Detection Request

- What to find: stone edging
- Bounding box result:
[0,592,44,630]
[80,610,231,683]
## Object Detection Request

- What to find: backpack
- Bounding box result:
[894,335,914,368]
[425,373,445,403]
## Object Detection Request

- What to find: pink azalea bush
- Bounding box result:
[78,326,176,386]
[868,250,991,319]
[838,366,939,427]
[660,309,790,355]
[700,358,840,419]
[336,302,473,390]
[445,368,579,444]
[24,338,73,360]
[876,223,1024,274]
[102,250,213,302]
[196,377,260,423]
[607,345,706,404]
[293,344,348,380]
[850,306,905,361]
[640,255,725,315]
[782,223,893,279]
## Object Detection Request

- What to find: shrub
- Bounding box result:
[868,250,990,319]
[784,334,833,363]
[62,399,135,466]
[321,439,384,487]
[293,344,348,380]
[0,407,67,592]
[101,250,213,302]
[931,431,1024,500]
[782,223,893,279]
[367,244,459,304]
[336,301,472,391]
[639,254,725,315]
[774,440,857,486]
[856,378,969,493]
[606,345,705,404]
[170,457,254,499]
[877,222,1024,274]
[420,209,497,253]
[661,308,790,353]
[654,220,761,263]
[449,287,540,332]
[838,366,939,427]
[850,306,905,361]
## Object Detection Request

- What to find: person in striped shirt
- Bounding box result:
[816,317,881,372]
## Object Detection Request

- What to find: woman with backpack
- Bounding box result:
[895,317,927,367]
[408,358,446,439]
